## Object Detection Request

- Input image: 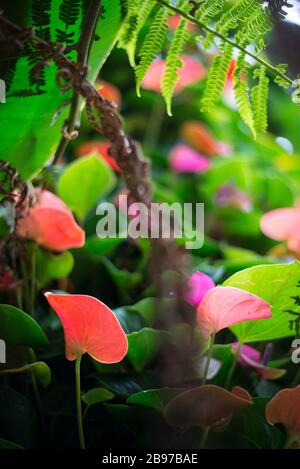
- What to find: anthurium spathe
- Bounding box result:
[17,189,85,252]
[169,144,210,174]
[260,207,300,253]
[141,56,205,94]
[184,271,215,307]
[44,293,128,363]
[197,286,272,341]
[266,385,300,448]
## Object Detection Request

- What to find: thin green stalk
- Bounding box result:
[199,426,210,449]
[20,259,31,313]
[75,355,86,449]
[283,433,295,449]
[202,332,215,385]
[144,96,165,150]
[28,348,43,425]
[16,286,23,310]
[225,341,242,389]
[155,0,293,86]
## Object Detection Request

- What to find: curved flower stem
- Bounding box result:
[199,426,210,449]
[225,341,242,389]
[30,244,37,316]
[202,333,215,385]
[75,355,86,449]
[155,0,293,86]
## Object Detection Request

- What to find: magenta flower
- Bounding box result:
[169,144,210,173]
[185,272,215,307]
[232,342,285,380]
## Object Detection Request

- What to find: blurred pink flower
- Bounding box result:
[17,189,85,252]
[185,272,215,307]
[260,207,300,253]
[141,56,206,94]
[215,184,252,212]
[168,14,197,32]
[169,144,210,173]
[197,286,272,340]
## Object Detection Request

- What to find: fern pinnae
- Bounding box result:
[195,0,225,24]
[201,41,233,113]
[251,65,269,134]
[119,0,155,67]
[161,17,190,116]
[233,52,255,137]
[135,7,169,96]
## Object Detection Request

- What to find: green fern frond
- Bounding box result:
[237,6,273,46]
[135,7,169,96]
[251,65,269,134]
[201,42,233,112]
[118,0,155,67]
[217,0,259,36]
[233,52,255,136]
[195,0,225,24]
[161,18,190,115]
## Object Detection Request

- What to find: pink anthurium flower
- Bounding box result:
[45,293,128,363]
[184,272,215,307]
[266,385,300,448]
[17,189,85,252]
[260,207,300,254]
[169,144,210,173]
[180,120,231,157]
[232,342,286,380]
[141,56,205,94]
[197,286,272,341]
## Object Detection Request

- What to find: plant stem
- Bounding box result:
[155,0,293,85]
[53,0,103,165]
[292,366,300,387]
[225,341,242,389]
[75,355,85,449]
[30,245,37,316]
[28,348,43,425]
[199,426,210,449]
[144,96,165,150]
[202,332,215,385]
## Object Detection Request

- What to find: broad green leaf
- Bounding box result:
[127,328,169,370]
[97,371,159,397]
[85,236,123,257]
[128,298,160,327]
[36,248,74,288]
[0,362,51,388]
[58,155,116,219]
[223,262,300,343]
[0,0,124,179]
[0,438,23,449]
[127,388,184,413]
[113,307,145,334]
[0,305,48,348]
[82,387,114,407]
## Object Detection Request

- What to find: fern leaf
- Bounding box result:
[217,0,259,35]
[135,7,169,96]
[161,18,190,115]
[119,0,155,67]
[233,52,255,136]
[201,42,233,113]
[251,65,269,134]
[195,0,225,24]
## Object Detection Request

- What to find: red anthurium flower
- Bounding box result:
[184,272,215,307]
[141,56,205,94]
[180,120,231,157]
[97,80,121,108]
[260,207,300,254]
[197,286,272,340]
[17,189,85,252]
[232,342,286,380]
[169,144,210,174]
[165,384,253,430]
[45,293,128,363]
[76,141,121,172]
[266,385,300,447]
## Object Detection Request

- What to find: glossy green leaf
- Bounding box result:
[0,437,23,449]
[0,305,48,348]
[0,362,51,388]
[0,0,124,179]
[82,387,114,407]
[223,262,300,342]
[127,328,169,370]
[58,154,116,219]
[127,388,184,413]
[36,248,74,288]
